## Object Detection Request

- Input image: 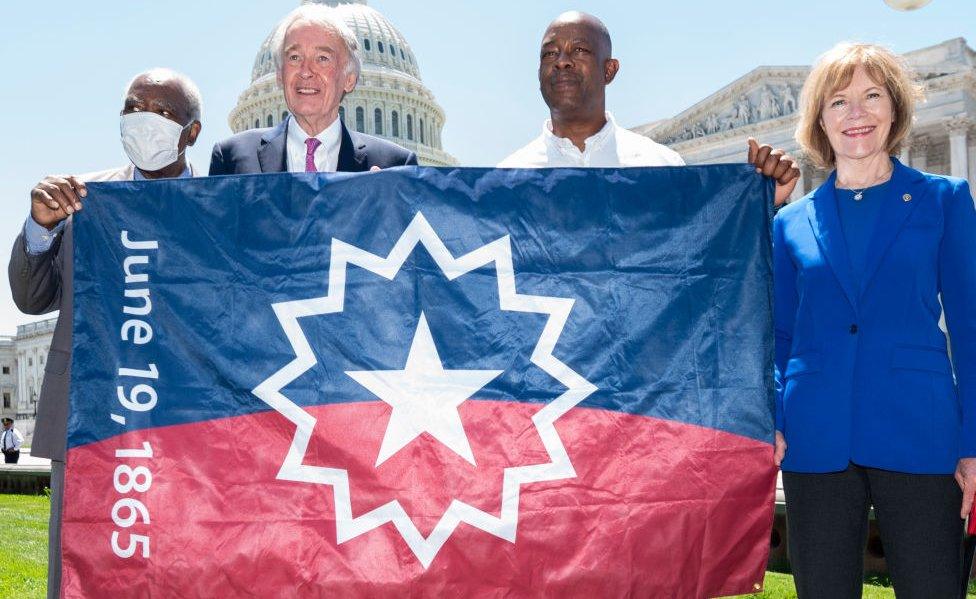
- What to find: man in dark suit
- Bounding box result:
[210,4,416,175]
[8,68,202,599]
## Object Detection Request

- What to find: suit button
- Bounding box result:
[849,324,858,334]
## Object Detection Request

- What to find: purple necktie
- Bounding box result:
[304,137,321,173]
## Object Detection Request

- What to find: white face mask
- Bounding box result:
[120,112,190,172]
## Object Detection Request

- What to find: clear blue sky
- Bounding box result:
[1,0,973,334]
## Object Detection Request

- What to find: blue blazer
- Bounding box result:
[208,117,418,175]
[774,158,976,474]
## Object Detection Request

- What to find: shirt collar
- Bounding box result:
[287,115,343,154]
[132,164,193,181]
[542,112,617,154]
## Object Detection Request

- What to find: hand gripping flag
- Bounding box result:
[64,166,777,598]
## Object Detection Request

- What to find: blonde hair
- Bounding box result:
[795,42,924,169]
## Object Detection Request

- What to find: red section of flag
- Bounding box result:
[62,402,775,598]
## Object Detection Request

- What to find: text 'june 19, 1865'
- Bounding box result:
[110,230,160,560]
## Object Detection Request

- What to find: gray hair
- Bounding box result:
[270,5,361,80]
[123,68,203,123]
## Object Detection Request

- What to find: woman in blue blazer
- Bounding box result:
[774,42,976,598]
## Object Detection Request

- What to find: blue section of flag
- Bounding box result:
[69,166,774,449]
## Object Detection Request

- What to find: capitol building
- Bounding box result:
[3,0,462,443]
[0,317,56,439]
[5,27,974,445]
[636,38,976,200]
[228,0,457,167]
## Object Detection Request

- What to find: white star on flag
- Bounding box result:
[346,312,502,467]
[253,212,597,568]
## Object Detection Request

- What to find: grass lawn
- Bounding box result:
[736,571,976,598]
[733,571,892,598]
[0,494,49,599]
[0,493,972,598]
[730,572,893,598]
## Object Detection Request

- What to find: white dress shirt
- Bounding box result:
[286,117,342,174]
[498,113,684,168]
[1,427,23,452]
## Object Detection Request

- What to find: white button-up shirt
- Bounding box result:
[1,427,23,452]
[286,117,342,174]
[498,113,684,168]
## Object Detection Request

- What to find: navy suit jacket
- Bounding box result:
[208,117,417,175]
[774,158,976,474]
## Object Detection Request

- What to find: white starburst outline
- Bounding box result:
[252,212,597,568]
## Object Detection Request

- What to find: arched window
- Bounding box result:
[281,111,289,122]
[419,118,425,144]
[267,114,274,127]
[338,106,345,123]
[378,41,384,53]
[406,114,414,141]
[391,111,399,137]
[400,49,405,60]
[355,107,364,133]
[374,108,383,135]
[390,45,396,58]
[254,118,260,129]
[363,38,371,51]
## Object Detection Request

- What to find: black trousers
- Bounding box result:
[47,460,63,599]
[2,449,18,463]
[783,463,964,599]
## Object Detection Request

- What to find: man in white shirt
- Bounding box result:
[500,110,684,169]
[7,67,202,599]
[1,417,24,464]
[499,11,799,205]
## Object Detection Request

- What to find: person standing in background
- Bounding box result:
[1,417,23,464]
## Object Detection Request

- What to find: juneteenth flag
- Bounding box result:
[63,166,776,598]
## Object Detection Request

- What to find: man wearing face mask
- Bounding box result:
[7,67,202,599]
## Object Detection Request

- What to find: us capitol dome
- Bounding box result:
[228,0,457,166]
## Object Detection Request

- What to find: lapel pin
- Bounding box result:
[902,193,912,202]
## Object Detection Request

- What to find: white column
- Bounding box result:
[968,137,976,192]
[809,166,828,191]
[946,116,971,180]
[899,143,911,166]
[911,136,929,172]
[898,137,912,166]
[790,156,808,201]
[791,164,806,202]
[15,350,26,414]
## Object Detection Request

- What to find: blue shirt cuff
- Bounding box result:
[23,216,66,255]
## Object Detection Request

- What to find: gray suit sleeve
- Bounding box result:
[8,226,64,315]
